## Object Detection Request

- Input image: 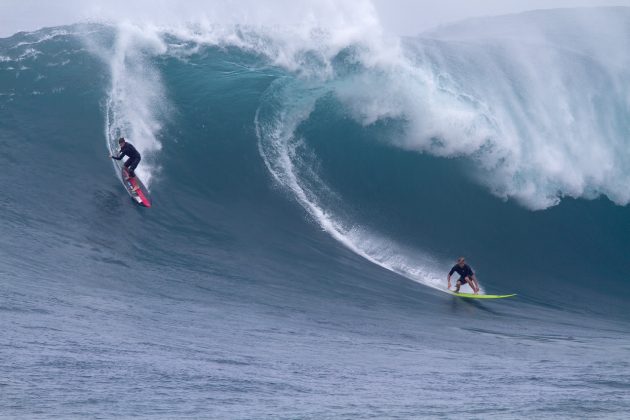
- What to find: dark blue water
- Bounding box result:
[1,12,630,418]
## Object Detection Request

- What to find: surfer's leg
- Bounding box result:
[127,157,140,178]
[470,275,480,294]
[123,159,131,171]
[454,279,462,292]
[464,277,476,293]
[461,277,476,293]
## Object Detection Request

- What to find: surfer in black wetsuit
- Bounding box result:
[110,137,141,179]
[448,257,480,294]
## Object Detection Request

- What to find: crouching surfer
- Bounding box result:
[448,257,480,294]
[110,137,141,186]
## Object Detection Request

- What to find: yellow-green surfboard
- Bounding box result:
[451,292,516,299]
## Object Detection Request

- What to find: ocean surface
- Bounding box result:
[1,7,630,418]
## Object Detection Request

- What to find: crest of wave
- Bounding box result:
[334,8,630,210]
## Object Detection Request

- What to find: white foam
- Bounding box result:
[132,6,630,211]
[290,8,630,210]
[89,22,169,187]
[396,9,630,210]
[17,48,42,61]
[12,29,70,48]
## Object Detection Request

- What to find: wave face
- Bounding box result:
[2,7,630,418]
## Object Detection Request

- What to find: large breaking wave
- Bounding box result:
[2,6,630,297]
[80,6,630,210]
[4,7,630,418]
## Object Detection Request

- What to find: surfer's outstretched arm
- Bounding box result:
[110,153,123,160]
[447,265,457,290]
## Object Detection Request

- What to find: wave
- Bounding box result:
[3,9,630,418]
[2,7,630,303]
[101,5,630,211]
[52,6,630,209]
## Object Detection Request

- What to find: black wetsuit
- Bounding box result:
[449,264,474,284]
[112,142,141,177]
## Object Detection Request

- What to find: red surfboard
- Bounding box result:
[122,167,152,207]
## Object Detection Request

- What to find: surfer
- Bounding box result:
[448,257,480,294]
[110,137,141,179]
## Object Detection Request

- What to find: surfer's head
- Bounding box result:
[457,257,465,266]
[118,137,126,145]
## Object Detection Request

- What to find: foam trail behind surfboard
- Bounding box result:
[89,23,169,188]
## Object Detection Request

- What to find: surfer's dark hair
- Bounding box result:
[118,137,125,144]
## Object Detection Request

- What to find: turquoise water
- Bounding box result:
[1,9,630,418]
